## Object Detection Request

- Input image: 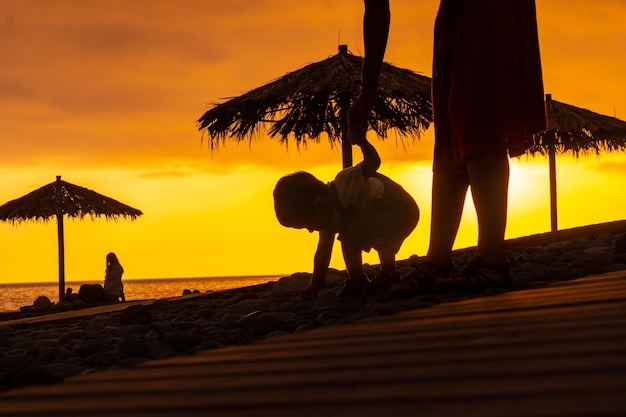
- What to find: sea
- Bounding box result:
[0,275,286,313]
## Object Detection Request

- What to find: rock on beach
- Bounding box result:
[1,222,626,393]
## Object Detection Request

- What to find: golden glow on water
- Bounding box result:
[0,276,283,312]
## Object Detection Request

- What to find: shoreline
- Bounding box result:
[0,274,288,287]
[1,220,625,392]
[0,275,285,315]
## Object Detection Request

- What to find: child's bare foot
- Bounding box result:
[337,276,369,297]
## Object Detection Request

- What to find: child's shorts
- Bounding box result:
[338,178,419,254]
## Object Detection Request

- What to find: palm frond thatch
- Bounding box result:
[0,176,142,302]
[530,97,626,157]
[197,45,432,150]
[527,95,626,233]
[0,177,142,223]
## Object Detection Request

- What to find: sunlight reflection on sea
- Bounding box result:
[0,275,284,313]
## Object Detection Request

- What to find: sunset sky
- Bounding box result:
[1,0,625,285]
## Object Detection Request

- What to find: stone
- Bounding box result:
[196,309,215,320]
[150,299,172,309]
[583,245,612,257]
[294,324,314,333]
[237,311,298,335]
[8,365,60,389]
[42,362,88,379]
[0,335,11,349]
[162,332,203,352]
[270,273,311,299]
[85,351,116,367]
[116,338,152,360]
[116,324,151,337]
[119,305,152,325]
[615,233,626,253]
[59,330,88,345]
[601,263,626,273]
[0,353,38,372]
[37,346,71,364]
[0,325,14,334]
[594,232,613,245]
[33,338,60,349]
[73,339,113,357]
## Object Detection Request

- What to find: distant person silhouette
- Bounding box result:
[273,134,419,299]
[64,287,79,303]
[349,0,547,295]
[104,252,125,302]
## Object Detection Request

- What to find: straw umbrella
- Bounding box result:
[198,45,432,168]
[530,94,626,231]
[0,176,143,302]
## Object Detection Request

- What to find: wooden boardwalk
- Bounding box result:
[1,271,625,416]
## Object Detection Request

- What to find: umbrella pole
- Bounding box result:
[56,213,65,303]
[548,144,558,232]
[545,94,558,233]
[340,93,352,168]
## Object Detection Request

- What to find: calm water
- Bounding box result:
[0,275,285,313]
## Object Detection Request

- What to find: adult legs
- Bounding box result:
[430,152,511,293]
[466,152,509,266]
[391,152,510,295]
[427,152,509,267]
[390,171,467,295]
[425,171,469,267]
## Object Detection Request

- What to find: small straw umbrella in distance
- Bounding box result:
[529,94,626,232]
[0,176,143,302]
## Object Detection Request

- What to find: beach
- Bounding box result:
[0,275,285,314]
[1,220,625,393]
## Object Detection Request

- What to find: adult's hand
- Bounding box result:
[347,87,377,145]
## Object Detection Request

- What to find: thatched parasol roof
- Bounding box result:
[527,94,626,232]
[531,95,626,157]
[197,45,432,153]
[0,176,143,223]
[0,176,142,302]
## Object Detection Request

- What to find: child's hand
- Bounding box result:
[296,280,322,300]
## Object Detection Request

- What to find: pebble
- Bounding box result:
[1,227,625,393]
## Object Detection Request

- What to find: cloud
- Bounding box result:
[1,0,625,173]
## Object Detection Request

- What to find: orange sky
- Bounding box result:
[1,0,625,284]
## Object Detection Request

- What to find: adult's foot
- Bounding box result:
[435,256,512,294]
[390,261,452,297]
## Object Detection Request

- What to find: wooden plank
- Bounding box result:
[42,335,625,394]
[0,299,156,326]
[1,372,625,416]
[4,351,625,397]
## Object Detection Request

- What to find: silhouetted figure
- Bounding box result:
[349,0,546,295]
[64,287,79,303]
[78,283,106,304]
[274,134,418,299]
[20,295,54,312]
[104,252,125,303]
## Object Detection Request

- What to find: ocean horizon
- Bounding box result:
[0,274,287,313]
